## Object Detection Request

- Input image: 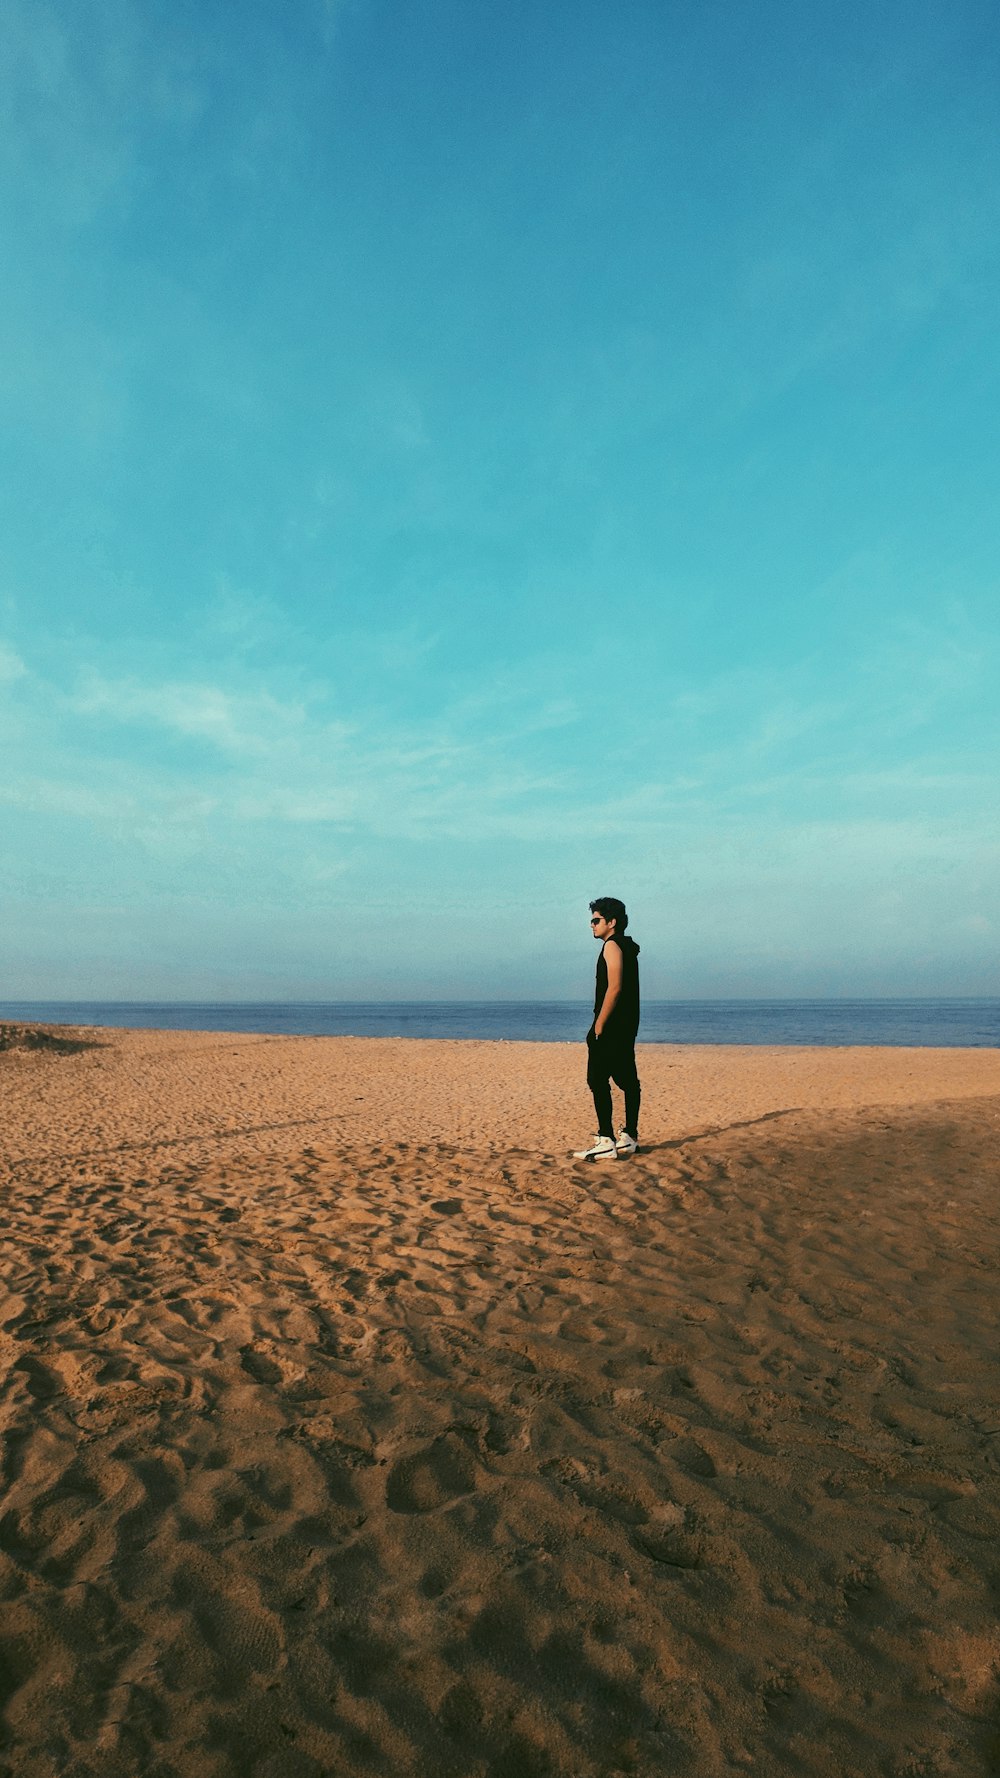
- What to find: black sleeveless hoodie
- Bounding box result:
[593,933,641,1039]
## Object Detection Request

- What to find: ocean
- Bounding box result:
[2,1000,998,1047]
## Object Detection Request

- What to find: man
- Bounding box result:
[574,896,641,1160]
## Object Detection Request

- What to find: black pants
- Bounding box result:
[586,1028,641,1139]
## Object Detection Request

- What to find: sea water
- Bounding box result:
[2,1000,998,1047]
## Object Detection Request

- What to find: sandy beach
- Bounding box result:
[1,1025,999,1777]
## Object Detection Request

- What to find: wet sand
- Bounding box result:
[1,1027,999,1777]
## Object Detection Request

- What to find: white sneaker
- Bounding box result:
[615,1130,638,1156]
[573,1135,618,1161]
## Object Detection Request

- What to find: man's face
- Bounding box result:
[590,911,616,942]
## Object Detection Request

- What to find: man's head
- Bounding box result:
[589,896,628,941]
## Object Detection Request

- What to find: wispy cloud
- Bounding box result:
[0,642,27,682]
[4,612,998,995]
[71,672,314,757]
[4,603,996,852]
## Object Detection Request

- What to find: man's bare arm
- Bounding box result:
[594,941,622,1037]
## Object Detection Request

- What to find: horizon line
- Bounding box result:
[3,996,998,1009]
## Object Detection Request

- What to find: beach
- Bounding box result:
[1,1026,999,1777]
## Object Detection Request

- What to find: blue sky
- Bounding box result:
[3,0,998,999]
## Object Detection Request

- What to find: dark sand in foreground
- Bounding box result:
[1,1028,999,1777]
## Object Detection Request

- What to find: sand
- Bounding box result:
[1,1026,999,1777]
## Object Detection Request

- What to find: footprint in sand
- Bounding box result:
[385,1433,478,1514]
[239,1347,284,1385]
[11,1355,63,1401]
[635,1525,705,1569]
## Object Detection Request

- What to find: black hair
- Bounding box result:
[589,896,628,932]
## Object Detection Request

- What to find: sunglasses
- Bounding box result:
[590,917,601,925]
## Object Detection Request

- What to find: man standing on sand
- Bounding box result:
[574,896,641,1161]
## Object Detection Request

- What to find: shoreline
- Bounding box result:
[4,997,998,1051]
[7,1016,1000,1046]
